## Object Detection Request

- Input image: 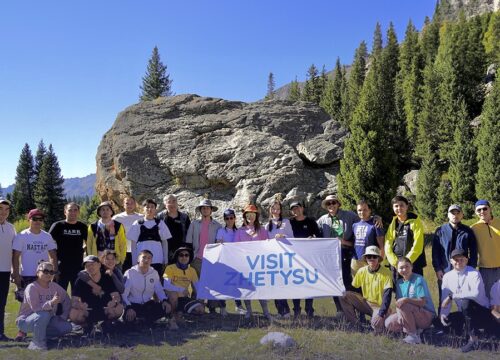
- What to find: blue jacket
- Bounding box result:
[432,223,477,273]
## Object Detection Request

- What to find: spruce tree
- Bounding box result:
[435,180,452,223]
[139,46,173,101]
[476,81,500,208]
[33,144,65,229]
[288,77,301,102]
[34,139,47,186]
[415,142,440,220]
[320,58,343,121]
[484,11,500,63]
[343,41,368,128]
[301,64,321,104]
[12,144,35,218]
[265,72,275,100]
[448,101,477,217]
[419,16,441,65]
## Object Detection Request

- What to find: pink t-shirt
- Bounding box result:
[234,226,269,242]
[197,219,211,259]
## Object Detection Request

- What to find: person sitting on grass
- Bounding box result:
[440,249,495,353]
[385,257,435,344]
[122,250,173,328]
[70,255,123,334]
[339,246,393,333]
[16,261,71,351]
[164,247,205,329]
[77,250,125,295]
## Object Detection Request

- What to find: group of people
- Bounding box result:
[0,193,498,352]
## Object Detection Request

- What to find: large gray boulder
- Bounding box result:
[95,94,347,219]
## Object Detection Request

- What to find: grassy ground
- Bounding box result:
[0,244,497,359]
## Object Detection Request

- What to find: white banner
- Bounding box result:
[196,238,345,300]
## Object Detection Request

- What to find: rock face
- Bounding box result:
[95,94,347,219]
[436,0,499,20]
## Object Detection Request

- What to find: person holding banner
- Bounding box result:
[339,246,393,333]
[266,198,294,318]
[289,201,320,318]
[234,204,272,320]
[216,208,245,315]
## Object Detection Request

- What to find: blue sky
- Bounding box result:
[0,0,436,187]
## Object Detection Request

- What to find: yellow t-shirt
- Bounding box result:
[163,264,198,297]
[352,265,393,306]
[471,218,500,268]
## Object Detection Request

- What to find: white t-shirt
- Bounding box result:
[0,221,16,272]
[113,212,143,252]
[127,219,172,264]
[13,229,57,276]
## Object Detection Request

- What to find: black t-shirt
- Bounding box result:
[49,220,88,272]
[161,212,191,256]
[290,217,321,238]
[72,269,117,310]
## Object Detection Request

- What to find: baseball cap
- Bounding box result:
[448,204,462,213]
[450,249,467,259]
[82,255,100,266]
[28,209,45,220]
[289,201,303,210]
[475,200,490,209]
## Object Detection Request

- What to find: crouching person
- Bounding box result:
[164,247,205,329]
[16,262,72,350]
[122,250,172,327]
[339,246,393,333]
[70,255,123,333]
[385,257,435,344]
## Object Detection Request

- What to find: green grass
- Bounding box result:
[0,242,497,359]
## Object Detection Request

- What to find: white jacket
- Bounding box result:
[122,265,166,306]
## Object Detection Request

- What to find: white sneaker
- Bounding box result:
[28,341,47,350]
[403,334,421,344]
[235,306,247,315]
[220,308,228,317]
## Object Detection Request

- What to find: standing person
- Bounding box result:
[234,204,272,320]
[440,249,493,353]
[127,199,171,279]
[317,195,359,315]
[215,208,243,316]
[86,202,127,268]
[113,196,143,273]
[49,202,88,293]
[432,204,477,315]
[289,201,320,318]
[385,257,435,344]
[16,262,71,351]
[491,279,500,324]
[385,196,426,281]
[70,255,123,333]
[122,250,173,328]
[351,200,385,275]
[471,200,500,298]
[157,194,191,264]
[266,198,294,318]
[339,246,393,333]
[0,198,16,341]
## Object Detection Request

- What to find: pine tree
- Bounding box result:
[139,46,173,101]
[288,77,301,102]
[12,144,35,218]
[435,180,452,223]
[483,11,500,63]
[33,144,65,229]
[343,41,368,128]
[448,101,477,217]
[476,81,500,208]
[34,139,47,186]
[79,194,100,223]
[320,58,343,121]
[301,64,321,104]
[265,72,275,100]
[415,142,440,220]
[419,16,441,65]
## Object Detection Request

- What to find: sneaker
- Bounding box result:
[14,331,27,342]
[263,312,273,321]
[244,311,252,319]
[235,306,247,315]
[293,311,301,320]
[220,308,228,317]
[461,339,479,353]
[169,319,179,331]
[281,312,291,319]
[403,334,421,344]
[27,341,47,350]
[0,334,12,341]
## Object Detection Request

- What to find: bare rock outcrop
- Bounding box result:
[95,95,347,219]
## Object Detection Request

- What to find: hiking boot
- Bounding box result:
[461,339,479,353]
[0,334,13,341]
[263,312,273,321]
[14,331,27,342]
[27,341,47,350]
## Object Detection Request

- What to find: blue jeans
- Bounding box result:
[17,311,72,345]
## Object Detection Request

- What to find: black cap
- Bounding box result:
[450,249,467,259]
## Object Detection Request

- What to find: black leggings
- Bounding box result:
[0,272,10,335]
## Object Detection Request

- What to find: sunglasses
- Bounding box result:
[365,255,379,260]
[41,269,57,275]
[31,217,44,222]
[476,207,489,212]
[325,201,338,206]
[224,216,235,220]
[178,253,190,258]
